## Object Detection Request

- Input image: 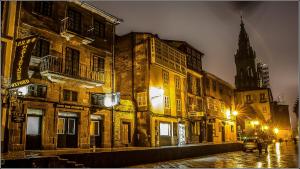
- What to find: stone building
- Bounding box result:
[234,18,273,139]
[203,71,237,143]
[271,102,292,140]
[164,40,206,144]
[1,1,18,152]
[1,1,124,152]
[115,32,188,147]
[257,63,270,88]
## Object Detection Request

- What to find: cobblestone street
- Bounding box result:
[130,142,299,168]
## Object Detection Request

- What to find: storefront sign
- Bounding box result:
[189,111,204,117]
[11,112,25,123]
[10,35,38,89]
[56,104,84,110]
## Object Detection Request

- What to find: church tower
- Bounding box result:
[234,17,259,90]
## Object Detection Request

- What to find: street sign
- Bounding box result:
[11,112,25,123]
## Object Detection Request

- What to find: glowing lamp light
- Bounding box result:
[225,109,231,119]
[232,111,238,116]
[252,120,259,125]
[263,125,269,130]
[18,85,29,96]
[149,87,164,108]
[273,128,279,134]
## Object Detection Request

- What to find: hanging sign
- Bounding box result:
[10,35,38,89]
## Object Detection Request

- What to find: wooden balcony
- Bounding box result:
[40,55,104,88]
[60,17,95,45]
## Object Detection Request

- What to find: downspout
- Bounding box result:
[111,24,115,149]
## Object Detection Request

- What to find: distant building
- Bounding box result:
[234,17,273,139]
[271,102,292,140]
[257,63,270,88]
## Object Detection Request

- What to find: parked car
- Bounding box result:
[243,138,257,152]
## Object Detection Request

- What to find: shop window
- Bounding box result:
[90,121,100,136]
[34,1,53,17]
[26,116,41,135]
[137,92,147,107]
[160,123,171,136]
[63,89,78,102]
[94,20,105,38]
[57,118,65,134]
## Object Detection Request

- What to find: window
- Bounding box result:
[206,78,210,89]
[213,80,216,91]
[32,39,50,58]
[164,96,170,109]
[246,95,252,103]
[65,47,80,76]
[175,76,180,90]
[57,118,65,134]
[219,84,223,94]
[28,84,47,98]
[162,71,169,84]
[94,20,105,38]
[63,89,78,102]
[137,92,147,107]
[90,121,100,136]
[196,78,201,96]
[197,99,203,111]
[26,116,41,135]
[187,74,192,92]
[67,9,81,33]
[176,99,181,111]
[231,125,234,132]
[260,93,266,101]
[160,123,171,136]
[68,119,76,135]
[92,56,104,72]
[34,2,53,17]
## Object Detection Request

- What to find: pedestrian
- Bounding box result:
[264,142,268,153]
[257,139,263,156]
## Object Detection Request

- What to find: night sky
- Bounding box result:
[89,1,298,128]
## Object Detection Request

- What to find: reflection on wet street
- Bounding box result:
[130,142,299,168]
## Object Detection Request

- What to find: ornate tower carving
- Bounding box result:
[234,17,259,90]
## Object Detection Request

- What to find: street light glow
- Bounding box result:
[274,128,279,134]
[232,111,238,116]
[225,109,231,119]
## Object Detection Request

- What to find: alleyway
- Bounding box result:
[129,142,299,168]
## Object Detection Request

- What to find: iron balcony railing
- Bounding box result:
[60,17,95,42]
[40,55,104,83]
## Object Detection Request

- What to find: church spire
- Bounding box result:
[234,16,259,90]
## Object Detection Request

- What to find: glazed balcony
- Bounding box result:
[40,55,104,87]
[60,17,95,45]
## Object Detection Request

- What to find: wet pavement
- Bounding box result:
[130,142,299,168]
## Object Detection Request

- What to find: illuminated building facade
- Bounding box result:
[115,33,188,146]
[203,72,237,143]
[234,18,273,139]
[1,1,124,152]
[164,40,206,144]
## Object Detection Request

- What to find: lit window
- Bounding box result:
[160,123,171,136]
[90,121,100,136]
[176,99,181,111]
[137,92,147,107]
[175,76,180,89]
[164,96,170,109]
[162,71,169,84]
[26,116,41,135]
[57,118,65,134]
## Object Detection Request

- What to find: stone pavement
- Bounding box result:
[130,141,299,168]
[1,142,218,160]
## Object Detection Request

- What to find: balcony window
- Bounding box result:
[65,47,80,76]
[32,39,50,58]
[92,55,104,72]
[34,2,53,17]
[137,92,147,107]
[94,20,105,38]
[28,84,47,98]
[63,89,78,102]
[67,9,81,33]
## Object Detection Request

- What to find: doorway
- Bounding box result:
[90,115,103,148]
[26,115,42,150]
[207,124,213,142]
[57,113,78,148]
[178,124,186,145]
[222,126,225,142]
[121,122,131,146]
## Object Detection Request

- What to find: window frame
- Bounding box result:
[164,95,170,109]
[33,1,53,17]
[94,20,105,38]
